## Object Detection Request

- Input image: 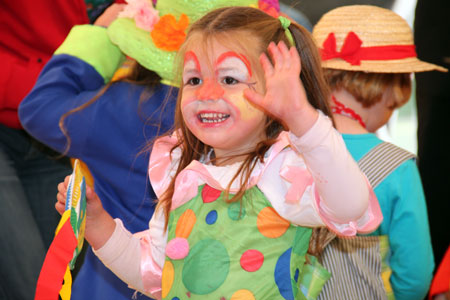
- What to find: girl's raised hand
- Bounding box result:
[244,41,318,137]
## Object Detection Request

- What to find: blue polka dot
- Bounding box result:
[206,210,218,224]
[294,268,299,282]
[172,297,180,300]
[274,248,294,300]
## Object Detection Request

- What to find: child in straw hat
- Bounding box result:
[312,5,447,300]
[19,0,278,299]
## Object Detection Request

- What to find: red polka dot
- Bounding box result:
[202,184,221,203]
[240,249,264,272]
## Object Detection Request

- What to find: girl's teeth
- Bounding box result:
[199,113,230,123]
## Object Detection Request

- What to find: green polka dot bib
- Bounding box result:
[161,184,318,300]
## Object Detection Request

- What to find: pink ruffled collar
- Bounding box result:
[148,131,292,210]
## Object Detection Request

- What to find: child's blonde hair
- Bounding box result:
[157,6,333,225]
[324,69,412,109]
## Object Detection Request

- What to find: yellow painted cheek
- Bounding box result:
[230,91,261,121]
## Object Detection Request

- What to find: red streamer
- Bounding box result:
[35,219,77,300]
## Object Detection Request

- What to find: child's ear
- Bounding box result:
[382,89,401,110]
[384,96,396,109]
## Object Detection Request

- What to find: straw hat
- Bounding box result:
[312,5,447,73]
[107,0,278,85]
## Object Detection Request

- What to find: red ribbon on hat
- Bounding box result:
[320,32,417,65]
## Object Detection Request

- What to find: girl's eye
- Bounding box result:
[222,76,239,85]
[187,77,202,85]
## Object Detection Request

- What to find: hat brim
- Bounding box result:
[322,57,448,73]
[108,18,178,84]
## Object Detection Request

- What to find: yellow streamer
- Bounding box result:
[60,266,72,300]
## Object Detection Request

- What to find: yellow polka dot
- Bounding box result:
[256,207,290,238]
[230,289,256,300]
[175,209,197,238]
[161,261,174,298]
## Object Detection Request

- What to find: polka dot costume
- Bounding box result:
[162,184,316,299]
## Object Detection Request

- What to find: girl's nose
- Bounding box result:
[195,78,225,100]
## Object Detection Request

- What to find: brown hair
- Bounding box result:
[324,69,412,109]
[157,6,333,227]
[58,61,162,155]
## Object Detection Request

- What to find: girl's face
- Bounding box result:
[181,33,266,161]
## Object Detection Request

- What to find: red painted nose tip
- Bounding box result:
[195,78,225,100]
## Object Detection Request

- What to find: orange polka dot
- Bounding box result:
[175,209,196,238]
[256,207,290,238]
[161,261,174,298]
[230,289,256,300]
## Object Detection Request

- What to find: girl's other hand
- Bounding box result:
[94,3,126,27]
[55,175,105,221]
[244,41,318,137]
[56,174,116,250]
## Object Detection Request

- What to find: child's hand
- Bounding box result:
[244,41,318,137]
[55,175,71,215]
[56,175,116,250]
[56,175,105,220]
[94,3,126,27]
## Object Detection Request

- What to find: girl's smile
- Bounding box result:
[181,33,267,161]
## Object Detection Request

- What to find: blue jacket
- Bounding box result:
[19,25,176,299]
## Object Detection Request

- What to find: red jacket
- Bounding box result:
[0,1,89,128]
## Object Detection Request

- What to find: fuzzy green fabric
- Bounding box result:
[55,25,125,83]
[107,0,258,85]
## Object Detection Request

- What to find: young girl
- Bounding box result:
[19,1,264,299]
[57,6,381,299]
[312,5,446,300]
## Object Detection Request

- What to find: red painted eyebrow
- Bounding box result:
[216,51,252,77]
[184,51,201,72]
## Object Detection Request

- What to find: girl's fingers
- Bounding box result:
[278,41,291,67]
[268,42,284,69]
[259,53,274,78]
[57,181,67,195]
[86,185,100,206]
[55,202,65,215]
[244,88,264,108]
[56,186,66,215]
[56,191,66,204]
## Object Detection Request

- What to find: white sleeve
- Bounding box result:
[93,208,167,299]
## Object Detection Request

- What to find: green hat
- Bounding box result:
[107,0,260,85]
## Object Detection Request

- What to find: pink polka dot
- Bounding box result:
[166,237,189,260]
[202,184,221,203]
[240,249,264,272]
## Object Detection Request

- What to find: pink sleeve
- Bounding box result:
[148,134,181,199]
[313,177,381,236]
[93,210,167,299]
[287,112,382,236]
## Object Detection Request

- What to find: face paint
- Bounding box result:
[215,55,260,121]
[184,51,201,72]
[195,78,225,100]
[216,51,253,78]
[180,34,267,161]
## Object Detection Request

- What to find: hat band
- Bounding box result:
[320,32,417,66]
